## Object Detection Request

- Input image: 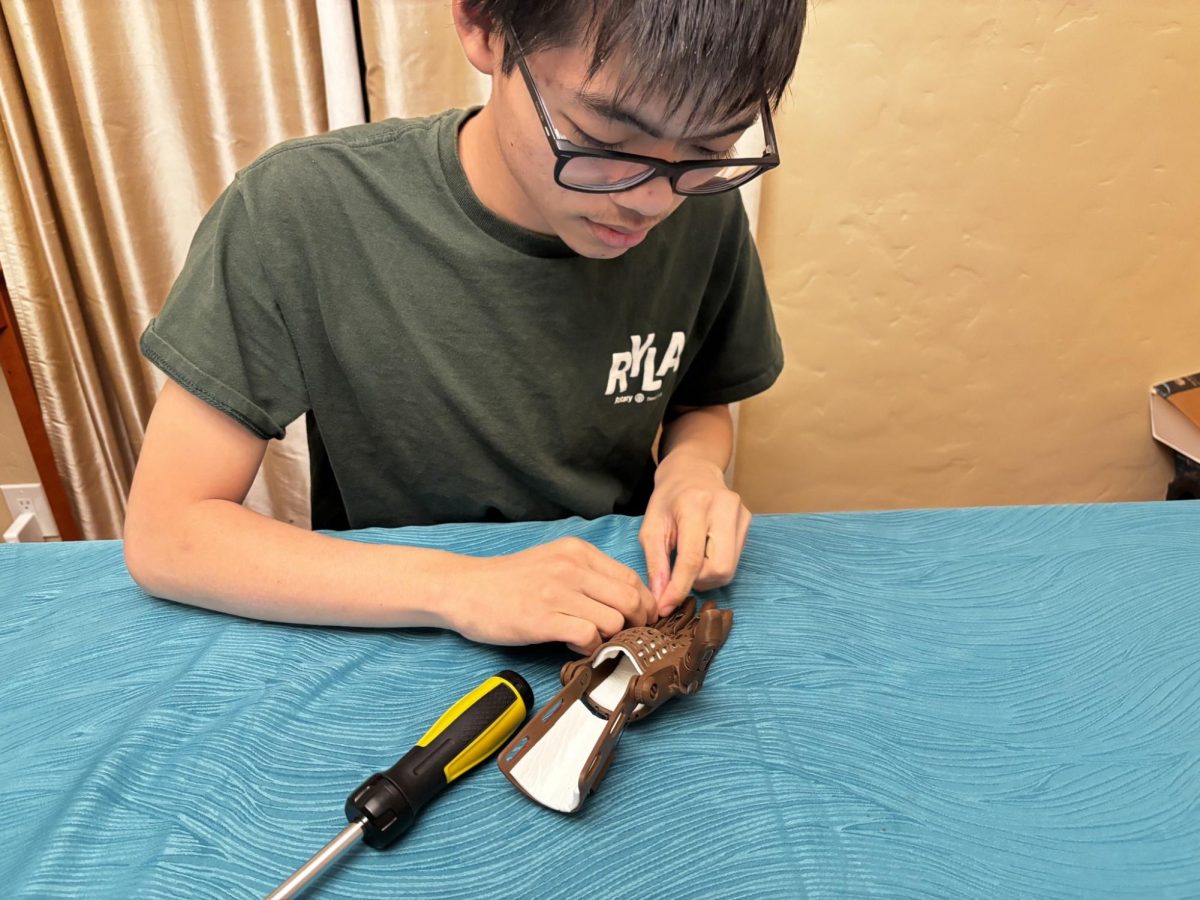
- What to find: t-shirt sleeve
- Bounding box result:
[669,199,784,407]
[139,176,308,440]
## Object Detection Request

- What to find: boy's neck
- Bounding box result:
[458,104,554,237]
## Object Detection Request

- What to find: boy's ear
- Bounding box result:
[452,0,503,75]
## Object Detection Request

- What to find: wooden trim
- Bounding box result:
[0,270,83,541]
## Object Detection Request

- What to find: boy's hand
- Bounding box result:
[444,537,657,655]
[640,451,752,618]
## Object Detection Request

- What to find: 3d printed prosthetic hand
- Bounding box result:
[497,597,733,813]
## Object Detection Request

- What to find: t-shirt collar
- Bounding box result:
[438,106,578,259]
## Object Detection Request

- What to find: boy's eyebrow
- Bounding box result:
[575,90,759,142]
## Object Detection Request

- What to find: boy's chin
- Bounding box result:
[573,242,634,260]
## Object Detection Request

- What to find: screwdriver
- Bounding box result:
[266,669,534,899]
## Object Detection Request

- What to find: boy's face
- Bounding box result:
[485,41,756,259]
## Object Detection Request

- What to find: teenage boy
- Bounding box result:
[124,1,806,654]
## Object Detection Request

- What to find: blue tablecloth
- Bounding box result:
[2,503,1198,898]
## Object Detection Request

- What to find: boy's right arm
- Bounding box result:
[123,381,655,653]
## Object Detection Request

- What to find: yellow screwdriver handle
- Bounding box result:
[346,669,534,849]
[416,672,533,781]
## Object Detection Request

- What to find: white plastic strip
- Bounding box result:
[4,510,44,543]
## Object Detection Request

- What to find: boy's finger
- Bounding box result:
[565,591,626,639]
[735,505,752,559]
[582,544,656,620]
[661,513,708,615]
[639,524,673,602]
[696,494,743,586]
[580,539,650,587]
[554,613,601,656]
[578,568,648,627]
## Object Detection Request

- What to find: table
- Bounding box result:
[2,503,1198,898]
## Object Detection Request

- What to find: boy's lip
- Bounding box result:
[585,218,649,248]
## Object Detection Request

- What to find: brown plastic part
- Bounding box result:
[497,596,733,812]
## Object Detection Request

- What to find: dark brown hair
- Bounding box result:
[462,1,807,125]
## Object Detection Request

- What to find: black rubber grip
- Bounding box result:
[346,674,532,850]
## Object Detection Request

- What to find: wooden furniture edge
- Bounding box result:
[0,269,84,541]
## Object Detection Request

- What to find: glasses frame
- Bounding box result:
[507,30,780,196]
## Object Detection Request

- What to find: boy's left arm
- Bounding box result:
[642,403,752,617]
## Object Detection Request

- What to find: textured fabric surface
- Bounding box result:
[1,503,1198,898]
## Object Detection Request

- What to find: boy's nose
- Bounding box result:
[613,174,679,221]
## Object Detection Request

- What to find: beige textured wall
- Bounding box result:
[0,374,39,533]
[4,4,1196,530]
[739,1,1200,512]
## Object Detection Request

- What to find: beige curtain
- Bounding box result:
[358,1,488,121]
[0,0,330,539]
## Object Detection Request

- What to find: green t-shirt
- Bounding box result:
[141,108,783,530]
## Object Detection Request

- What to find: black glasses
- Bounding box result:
[508,30,780,196]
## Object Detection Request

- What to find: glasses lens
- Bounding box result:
[676,164,762,194]
[559,156,655,190]
[676,111,771,194]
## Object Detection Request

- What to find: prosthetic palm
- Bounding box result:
[498,597,733,813]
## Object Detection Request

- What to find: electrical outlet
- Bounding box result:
[1,483,59,537]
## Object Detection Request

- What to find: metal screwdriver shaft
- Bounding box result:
[264,671,533,899]
[265,819,366,900]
